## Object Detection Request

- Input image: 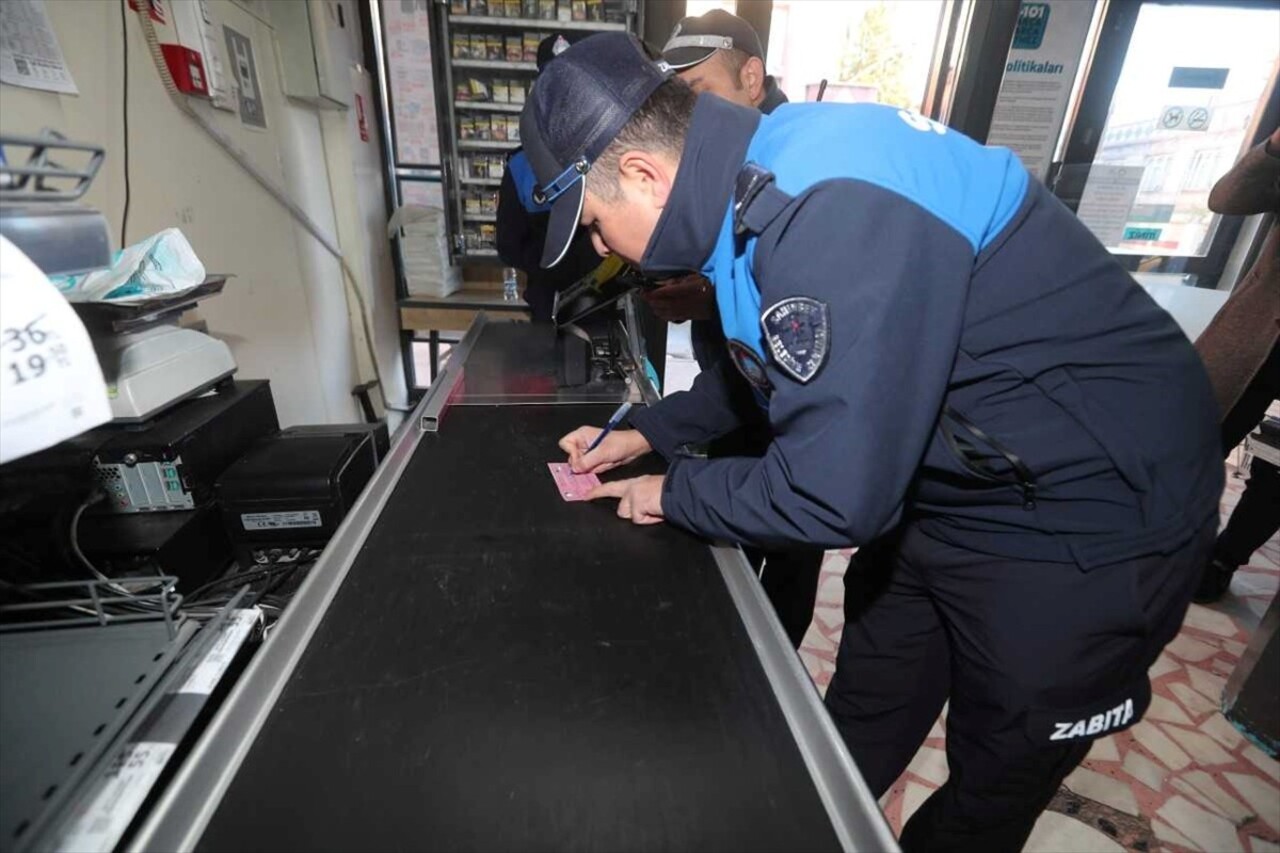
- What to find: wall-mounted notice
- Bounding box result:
[1076,165,1144,247]
[0,0,78,94]
[384,0,440,165]
[987,0,1096,182]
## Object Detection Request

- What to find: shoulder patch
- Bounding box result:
[761,297,829,383]
[726,340,773,395]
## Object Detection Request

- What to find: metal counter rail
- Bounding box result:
[421,312,487,432]
[127,319,491,852]
[711,545,896,851]
[129,318,896,852]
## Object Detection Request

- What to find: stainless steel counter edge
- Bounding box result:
[126,377,444,852]
[710,545,900,853]
[420,313,487,432]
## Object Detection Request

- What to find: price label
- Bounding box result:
[0,237,111,464]
[54,742,176,853]
[3,313,69,384]
[179,609,259,694]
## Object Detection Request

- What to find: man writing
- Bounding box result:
[635,11,824,650]
[523,34,1222,850]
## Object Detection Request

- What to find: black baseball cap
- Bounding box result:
[662,9,764,71]
[519,32,673,268]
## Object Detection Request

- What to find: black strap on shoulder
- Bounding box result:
[733,162,793,236]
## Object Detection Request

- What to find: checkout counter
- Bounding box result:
[126,316,896,852]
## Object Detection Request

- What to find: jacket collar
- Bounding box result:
[759,76,787,114]
[639,94,760,274]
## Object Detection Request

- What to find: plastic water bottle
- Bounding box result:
[503,267,519,302]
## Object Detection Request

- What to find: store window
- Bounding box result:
[1076,3,1279,259]
[764,0,946,109]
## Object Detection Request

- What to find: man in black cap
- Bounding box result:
[525,32,1222,850]
[661,8,787,114]
[637,11,821,652]
[643,10,788,333]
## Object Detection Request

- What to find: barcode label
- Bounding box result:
[54,742,176,853]
[179,609,258,695]
[240,510,322,530]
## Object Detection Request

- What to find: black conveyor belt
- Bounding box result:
[196,405,841,852]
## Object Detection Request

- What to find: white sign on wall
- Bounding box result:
[1076,165,1145,247]
[987,0,1097,181]
[0,0,78,94]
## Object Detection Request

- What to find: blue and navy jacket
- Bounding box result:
[629,95,1222,566]
[688,79,789,370]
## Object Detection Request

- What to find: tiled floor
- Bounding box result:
[798,462,1280,853]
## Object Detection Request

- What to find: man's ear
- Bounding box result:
[742,56,765,103]
[617,150,676,208]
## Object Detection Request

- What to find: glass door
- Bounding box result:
[765,0,950,111]
[1054,0,1279,290]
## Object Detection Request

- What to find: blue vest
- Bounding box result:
[701,103,1029,370]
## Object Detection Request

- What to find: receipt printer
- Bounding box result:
[215,424,384,565]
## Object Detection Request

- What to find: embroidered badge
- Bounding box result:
[726,339,773,395]
[761,297,830,383]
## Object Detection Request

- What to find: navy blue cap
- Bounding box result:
[519,32,673,268]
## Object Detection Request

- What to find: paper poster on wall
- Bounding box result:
[987,0,1096,182]
[0,0,78,94]
[1075,165,1145,247]
[383,0,441,165]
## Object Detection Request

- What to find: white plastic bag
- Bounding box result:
[57,228,206,302]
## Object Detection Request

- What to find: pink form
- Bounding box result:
[547,463,601,502]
